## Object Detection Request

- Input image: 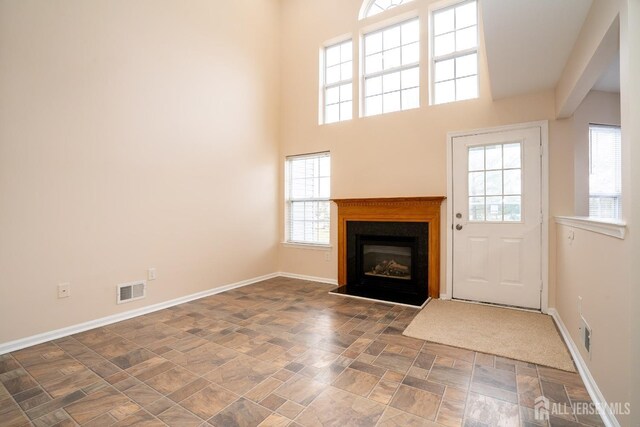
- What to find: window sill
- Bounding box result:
[555,216,627,240]
[281,242,333,251]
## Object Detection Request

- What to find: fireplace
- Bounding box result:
[332,197,445,306]
[343,221,429,305]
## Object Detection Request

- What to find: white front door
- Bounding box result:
[452,126,542,309]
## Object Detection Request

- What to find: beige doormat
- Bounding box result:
[403,299,576,372]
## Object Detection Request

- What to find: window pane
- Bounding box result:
[469,197,485,221]
[503,169,521,195]
[325,87,339,105]
[434,80,455,104]
[366,95,383,116]
[326,45,341,67]
[326,65,340,85]
[402,19,420,43]
[325,104,339,124]
[589,125,622,219]
[434,33,455,56]
[504,196,521,221]
[319,177,330,198]
[456,53,477,78]
[366,32,383,55]
[468,146,484,171]
[456,75,478,101]
[366,53,383,74]
[339,83,352,102]
[469,171,485,196]
[401,42,419,65]
[383,71,401,93]
[485,171,502,196]
[456,1,477,29]
[341,41,352,61]
[456,26,477,51]
[486,196,503,221]
[434,8,454,35]
[485,144,502,169]
[435,59,454,83]
[383,26,401,49]
[402,87,420,110]
[383,91,401,113]
[341,62,352,80]
[287,154,330,244]
[366,76,383,96]
[340,101,352,121]
[503,143,521,168]
[383,47,401,70]
[401,67,419,89]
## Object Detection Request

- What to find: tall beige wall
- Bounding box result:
[0,0,281,343]
[554,90,629,424]
[277,0,563,298]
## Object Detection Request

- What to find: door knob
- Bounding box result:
[456,224,463,231]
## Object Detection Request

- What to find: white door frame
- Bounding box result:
[444,120,550,313]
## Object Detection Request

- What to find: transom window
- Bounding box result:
[323,40,353,124]
[431,0,478,104]
[468,142,522,222]
[285,152,331,245]
[589,124,622,219]
[363,18,420,116]
[363,0,415,18]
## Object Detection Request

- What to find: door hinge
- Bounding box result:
[539,212,543,224]
[540,280,544,292]
[540,143,544,157]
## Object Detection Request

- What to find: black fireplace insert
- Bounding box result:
[332,221,429,306]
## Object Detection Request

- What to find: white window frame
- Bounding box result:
[322,40,354,124]
[429,0,479,105]
[359,0,415,20]
[362,17,421,117]
[588,124,622,220]
[285,152,331,246]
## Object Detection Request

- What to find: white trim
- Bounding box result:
[281,242,333,251]
[555,216,627,240]
[548,308,620,427]
[445,120,550,313]
[277,272,338,286]
[0,273,279,355]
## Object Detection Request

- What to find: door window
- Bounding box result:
[468,142,522,222]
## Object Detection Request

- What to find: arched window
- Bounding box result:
[361,0,415,19]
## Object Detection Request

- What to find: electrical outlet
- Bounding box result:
[324,252,330,262]
[58,283,70,298]
[148,268,157,281]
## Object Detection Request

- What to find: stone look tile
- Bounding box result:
[389,384,441,420]
[296,387,386,427]
[331,368,379,397]
[274,374,325,406]
[2,278,604,427]
[465,392,520,427]
[210,397,271,426]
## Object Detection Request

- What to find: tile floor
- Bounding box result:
[0,278,604,427]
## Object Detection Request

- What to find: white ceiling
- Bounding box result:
[593,52,620,93]
[481,0,593,100]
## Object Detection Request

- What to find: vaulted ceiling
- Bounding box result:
[481,0,596,99]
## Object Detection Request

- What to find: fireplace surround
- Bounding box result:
[332,197,445,306]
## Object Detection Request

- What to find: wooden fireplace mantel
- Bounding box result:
[333,196,446,299]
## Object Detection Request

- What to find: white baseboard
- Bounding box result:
[0,272,279,355]
[277,272,338,286]
[548,308,620,427]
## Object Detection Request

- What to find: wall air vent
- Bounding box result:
[117,281,146,304]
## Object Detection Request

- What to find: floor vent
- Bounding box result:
[117,281,146,304]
